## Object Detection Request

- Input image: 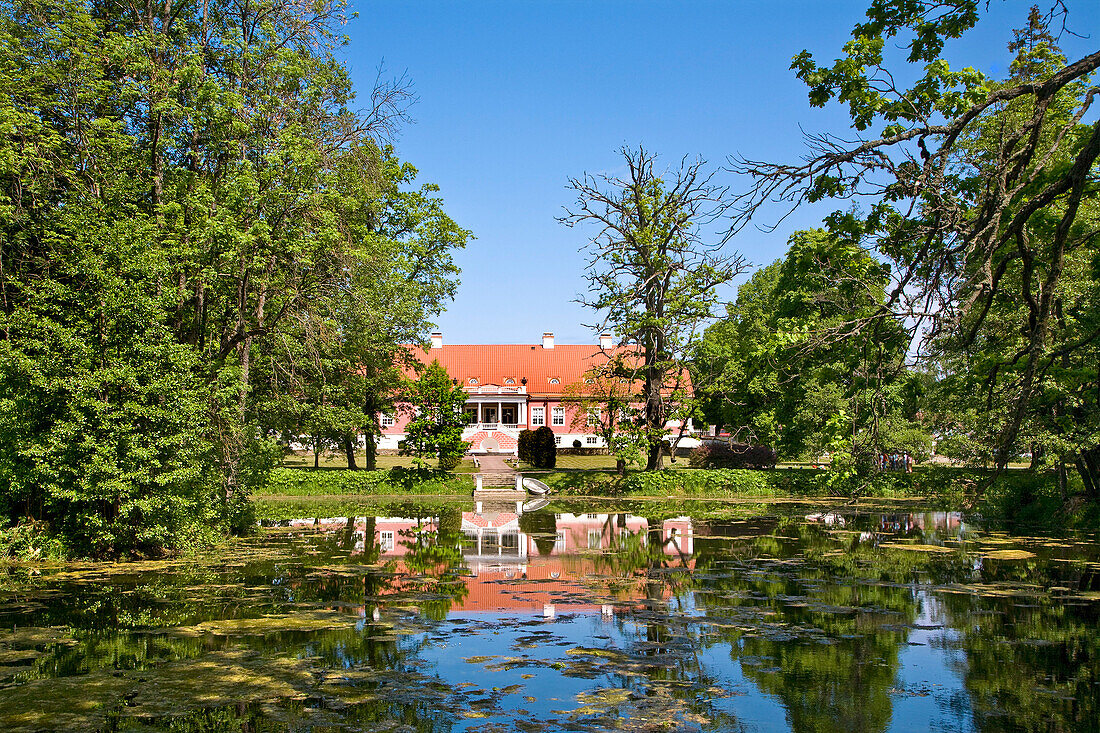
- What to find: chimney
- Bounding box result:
[599,332,613,350]
[430,332,443,349]
[542,332,554,349]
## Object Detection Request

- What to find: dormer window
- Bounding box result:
[504,378,515,385]
[468,377,479,385]
[548,378,560,385]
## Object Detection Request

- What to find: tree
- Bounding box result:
[399,361,469,471]
[561,147,748,470]
[0,0,465,555]
[561,357,646,475]
[696,229,929,476]
[727,1,1100,488]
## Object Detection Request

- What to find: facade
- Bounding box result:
[377,331,696,454]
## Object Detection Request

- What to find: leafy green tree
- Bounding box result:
[697,229,928,478]
[728,0,1100,489]
[561,357,646,474]
[923,9,1100,495]
[399,361,469,471]
[0,0,465,555]
[562,147,748,470]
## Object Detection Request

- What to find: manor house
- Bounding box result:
[377,331,697,455]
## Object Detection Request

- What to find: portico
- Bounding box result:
[462,385,527,429]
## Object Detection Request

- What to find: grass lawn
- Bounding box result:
[515,454,695,471]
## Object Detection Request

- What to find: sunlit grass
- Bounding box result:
[282,453,479,473]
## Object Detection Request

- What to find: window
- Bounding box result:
[587,529,602,549]
[531,406,545,426]
[379,531,395,553]
[587,407,601,426]
[554,531,567,553]
[586,436,598,445]
[468,377,478,385]
[552,407,565,426]
[380,414,394,427]
[504,378,515,385]
[555,436,562,445]
[548,378,560,385]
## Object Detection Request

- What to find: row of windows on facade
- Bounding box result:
[379,406,607,428]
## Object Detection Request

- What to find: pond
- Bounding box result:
[1,499,1098,732]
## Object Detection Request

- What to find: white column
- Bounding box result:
[519,401,526,425]
[497,401,502,424]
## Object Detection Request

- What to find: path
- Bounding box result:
[474,454,517,487]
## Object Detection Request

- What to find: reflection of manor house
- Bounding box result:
[312,512,696,615]
[378,332,696,454]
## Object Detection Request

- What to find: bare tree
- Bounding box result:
[561,147,748,470]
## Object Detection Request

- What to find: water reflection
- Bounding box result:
[1,504,1098,731]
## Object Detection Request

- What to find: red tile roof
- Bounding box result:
[403,343,629,398]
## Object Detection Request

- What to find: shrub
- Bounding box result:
[0,520,66,561]
[517,429,536,465]
[689,442,777,469]
[572,439,582,449]
[533,426,557,469]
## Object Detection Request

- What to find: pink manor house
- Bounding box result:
[376,331,699,455]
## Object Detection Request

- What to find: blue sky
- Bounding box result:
[342,1,1099,346]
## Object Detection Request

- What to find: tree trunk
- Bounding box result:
[1029,442,1044,470]
[342,433,358,470]
[1074,446,1100,499]
[616,458,626,476]
[313,437,320,469]
[363,435,377,470]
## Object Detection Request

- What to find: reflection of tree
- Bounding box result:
[940,583,1100,731]
[687,522,925,733]
[398,518,469,621]
[517,510,558,556]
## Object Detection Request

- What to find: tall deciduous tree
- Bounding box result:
[728,0,1100,489]
[561,147,748,470]
[697,228,928,475]
[0,0,465,555]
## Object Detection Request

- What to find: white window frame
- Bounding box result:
[555,436,562,445]
[379,531,395,553]
[531,406,545,426]
[586,435,598,445]
[551,407,565,426]
[381,414,394,427]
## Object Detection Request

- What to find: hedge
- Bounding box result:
[541,466,1062,500]
[262,467,475,496]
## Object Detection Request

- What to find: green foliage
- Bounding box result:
[517,429,536,465]
[0,0,466,557]
[0,520,66,562]
[398,361,470,471]
[696,228,930,477]
[561,359,646,475]
[531,426,558,469]
[732,1,1100,494]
